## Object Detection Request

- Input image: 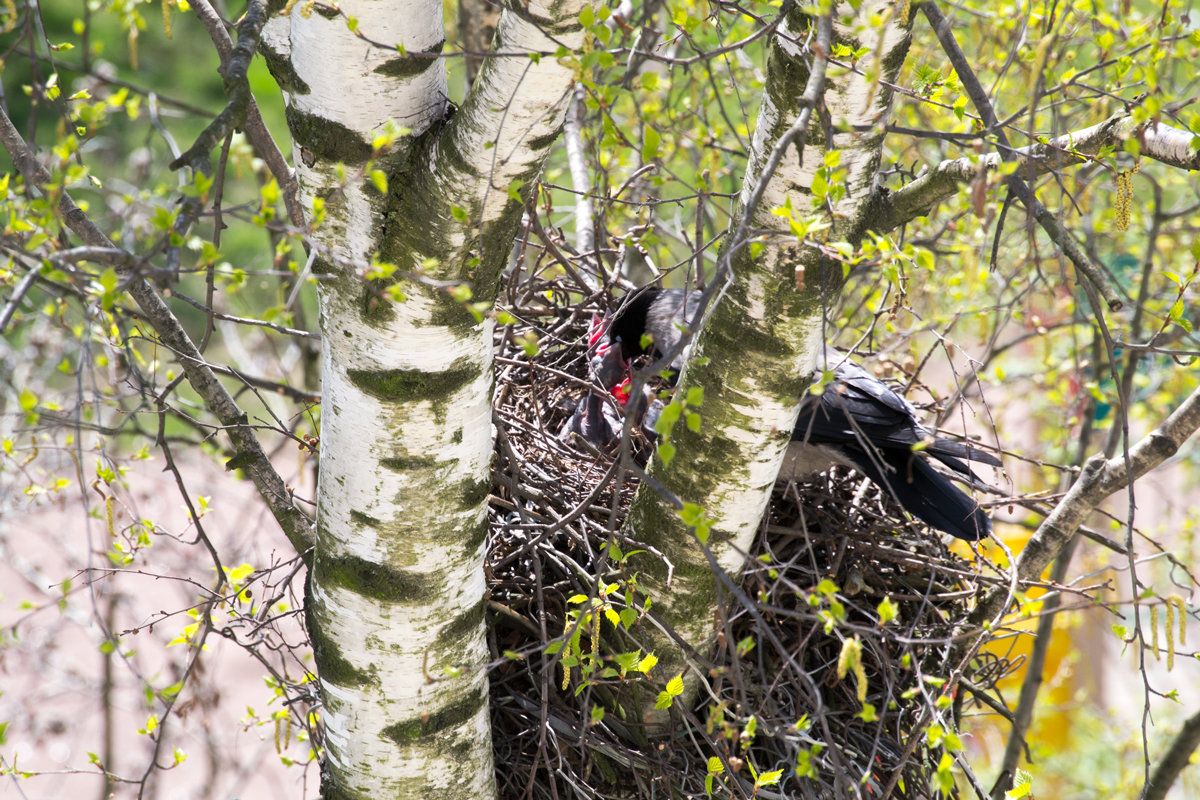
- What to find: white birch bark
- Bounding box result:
[879,115,1200,233]
[626,2,913,714]
[272,1,588,796]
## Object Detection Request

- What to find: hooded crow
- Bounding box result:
[604,288,1000,540]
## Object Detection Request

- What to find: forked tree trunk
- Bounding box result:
[263,1,588,796]
[625,2,914,719]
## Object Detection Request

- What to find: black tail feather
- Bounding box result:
[842,446,991,541]
[925,438,1002,472]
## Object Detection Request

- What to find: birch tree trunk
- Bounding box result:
[625,2,914,716]
[265,1,588,796]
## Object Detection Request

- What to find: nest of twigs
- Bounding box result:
[485,275,1012,799]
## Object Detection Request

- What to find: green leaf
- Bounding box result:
[755,768,784,788]
[369,170,387,194]
[934,751,955,794]
[836,637,861,680]
[877,597,899,624]
[810,171,827,198]
[507,178,525,202]
[1005,775,1032,799]
[642,126,661,162]
[150,205,176,231]
[186,171,213,198]
[796,747,818,778]
[516,331,540,357]
[656,401,682,430]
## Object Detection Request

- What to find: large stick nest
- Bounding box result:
[485,273,1014,799]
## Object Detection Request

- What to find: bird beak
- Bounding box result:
[610,378,632,407]
[587,313,608,347]
[588,311,629,395]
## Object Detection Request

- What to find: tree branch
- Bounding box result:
[562,83,599,290]
[1141,707,1200,800]
[169,0,267,172]
[0,106,316,560]
[189,0,304,227]
[989,536,1079,798]
[922,1,1123,310]
[437,0,590,242]
[186,0,305,229]
[972,379,1200,625]
[886,112,1199,230]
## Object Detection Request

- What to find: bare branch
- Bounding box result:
[187,0,305,229]
[922,1,1123,311]
[0,105,316,560]
[169,0,267,174]
[0,261,48,333]
[883,114,1199,236]
[1141,707,1200,800]
[973,380,1200,624]
[562,84,599,290]
[990,537,1080,797]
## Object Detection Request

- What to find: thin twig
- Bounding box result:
[1141,708,1200,800]
[0,105,316,559]
[922,2,1123,311]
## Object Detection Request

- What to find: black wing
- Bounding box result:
[829,443,994,540]
[793,353,998,540]
[609,288,698,372]
[799,354,1001,474]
